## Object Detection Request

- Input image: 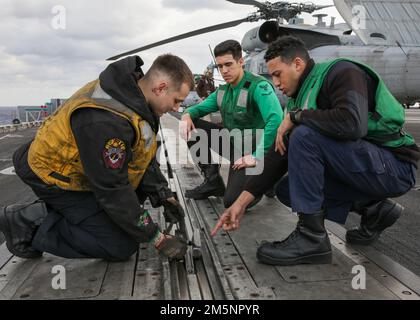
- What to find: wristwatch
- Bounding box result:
[289,109,302,125]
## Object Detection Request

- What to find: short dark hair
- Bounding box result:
[214,40,242,60]
[145,54,195,90]
[264,36,310,64]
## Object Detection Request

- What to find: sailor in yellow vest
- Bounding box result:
[212,36,419,266]
[0,54,194,261]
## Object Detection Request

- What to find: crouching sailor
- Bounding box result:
[212,36,419,266]
[0,54,194,261]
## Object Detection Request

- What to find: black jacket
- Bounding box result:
[16,57,173,243]
[294,59,420,166]
[69,56,175,242]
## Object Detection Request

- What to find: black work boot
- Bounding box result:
[346,199,403,245]
[0,201,48,258]
[257,211,332,266]
[185,164,226,199]
[264,188,275,198]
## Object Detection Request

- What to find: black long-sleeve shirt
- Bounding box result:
[244,60,419,197]
[297,60,372,140]
[70,108,171,242]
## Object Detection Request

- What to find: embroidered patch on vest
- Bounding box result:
[243,81,251,89]
[137,210,152,227]
[102,138,126,169]
[217,90,225,108]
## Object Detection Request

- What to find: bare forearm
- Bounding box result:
[235,191,255,208]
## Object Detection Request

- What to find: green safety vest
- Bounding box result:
[287,58,414,148]
[216,71,270,131]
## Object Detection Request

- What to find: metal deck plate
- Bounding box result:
[0,114,418,300]
[12,255,107,300]
[254,242,353,283]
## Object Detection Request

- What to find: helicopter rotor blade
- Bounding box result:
[208,44,220,76]
[226,0,266,9]
[107,18,249,61]
[314,4,334,10]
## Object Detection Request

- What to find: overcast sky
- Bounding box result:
[0,0,341,106]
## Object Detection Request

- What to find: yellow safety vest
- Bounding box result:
[28,79,157,191]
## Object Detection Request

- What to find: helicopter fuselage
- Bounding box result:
[243,22,420,105]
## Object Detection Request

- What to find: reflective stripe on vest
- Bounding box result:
[302,86,314,110]
[92,83,137,118]
[217,90,225,109]
[237,89,248,108]
[91,83,155,152]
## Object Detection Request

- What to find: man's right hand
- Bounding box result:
[163,197,185,224]
[275,113,294,156]
[155,233,187,260]
[180,113,196,141]
[211,191,255,236]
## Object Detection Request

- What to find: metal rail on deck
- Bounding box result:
[158,127,230,300]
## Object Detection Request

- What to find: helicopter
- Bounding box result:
[107,0,420,106]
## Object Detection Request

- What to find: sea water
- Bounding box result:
[0,107,17,125]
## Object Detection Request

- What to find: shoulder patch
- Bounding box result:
[102,138,126,169]
[259,83,269,91]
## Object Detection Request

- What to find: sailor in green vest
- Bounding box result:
[181,40,283,207]
[211,36,419,266]
[0,55,194,261]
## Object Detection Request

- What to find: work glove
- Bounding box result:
[162,197,185,224]
[155,233,187,260]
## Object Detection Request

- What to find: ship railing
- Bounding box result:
[0,121,43,133]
